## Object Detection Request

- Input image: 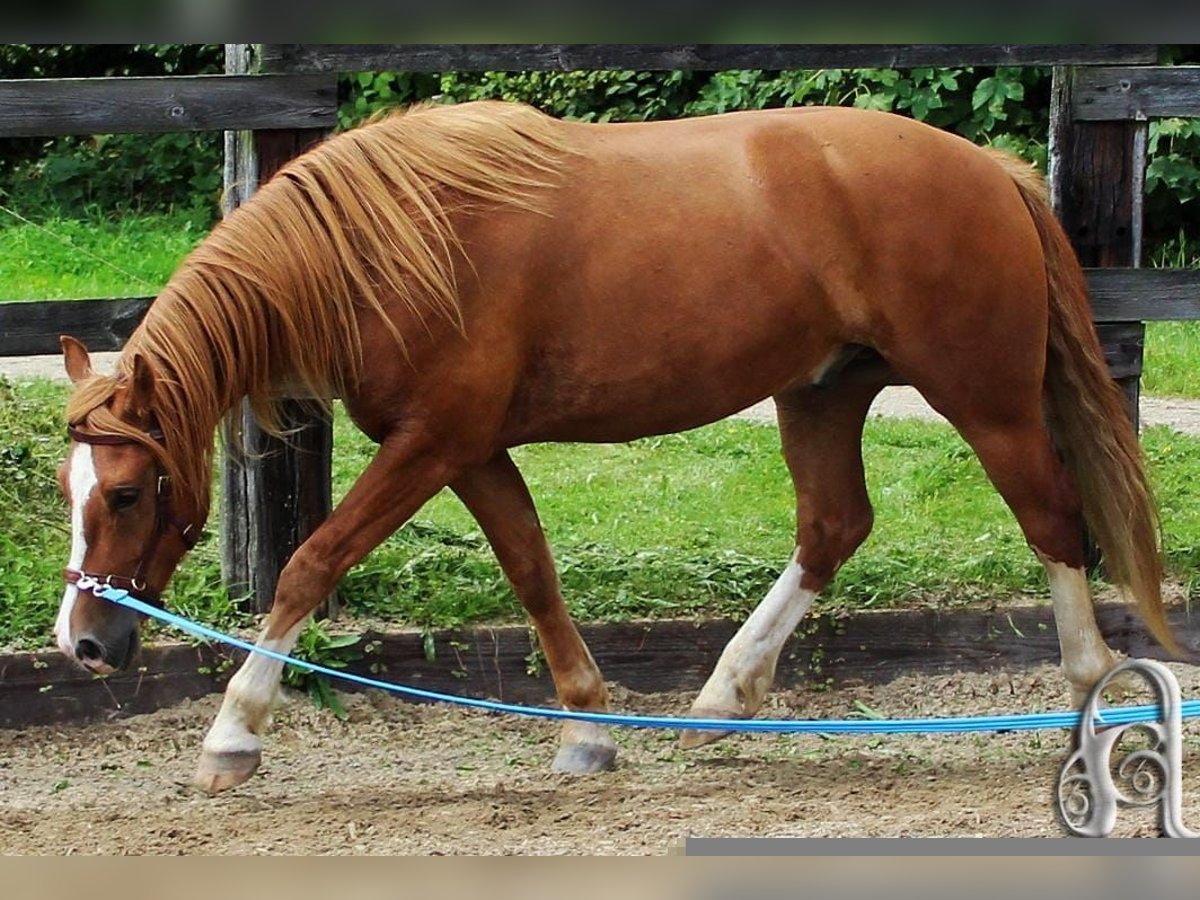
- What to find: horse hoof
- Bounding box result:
[552,720,617,774]
[678,706,743,750]
[193,749,261,795]
[552,741,617,774]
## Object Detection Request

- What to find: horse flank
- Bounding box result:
[65,101,570,513]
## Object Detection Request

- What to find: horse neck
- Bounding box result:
[121,272,278,501]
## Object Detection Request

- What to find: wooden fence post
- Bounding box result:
[220,44,337,617]
[1049,66,1148,427]
[1049,65,1150,572]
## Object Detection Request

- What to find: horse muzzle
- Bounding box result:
[68,615,141,674]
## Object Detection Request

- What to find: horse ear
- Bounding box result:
[127,353,156,414]
[60,336,93,384]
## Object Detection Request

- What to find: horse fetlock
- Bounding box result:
[1064,647,1122,708]
[699,653,775,716]
[557,669,610,714]
[678,661,774,750]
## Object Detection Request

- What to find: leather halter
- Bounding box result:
[63,424,199,607]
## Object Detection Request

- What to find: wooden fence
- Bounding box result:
[1,44,1198,613]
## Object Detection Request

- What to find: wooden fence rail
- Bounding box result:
[0,74,336,137]
[261,44,1159,73]
[1073,66,1200,120]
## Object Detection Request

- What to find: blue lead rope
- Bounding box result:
[90,582,1200,735]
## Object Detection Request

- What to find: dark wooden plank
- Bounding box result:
[4,604,1195,728]
[379,604,1199,703]
[0,297,152,356]
[1073,66,1200,121]
[262,44,1157,74]
[229,400,335,615]
[1087,268,1200,321]
[0,74,336,137]
[0,642,234,728]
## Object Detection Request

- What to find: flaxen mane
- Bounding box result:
[66,101,568,512]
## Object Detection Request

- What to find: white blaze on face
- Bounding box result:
[55,443,97,657]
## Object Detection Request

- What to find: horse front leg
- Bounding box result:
[452,452,617,773]
[194,435,455,794]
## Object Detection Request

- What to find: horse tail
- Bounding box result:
[990,150,1180,657]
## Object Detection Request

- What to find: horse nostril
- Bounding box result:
[75,638,103,662]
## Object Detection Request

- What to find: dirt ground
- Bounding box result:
[2,661,1198,854]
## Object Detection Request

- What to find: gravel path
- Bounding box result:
[736,390,1200,435]
[8,353,1200,435]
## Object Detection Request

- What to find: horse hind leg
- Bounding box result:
[451,452,617,774]
[902,352,1119,706]
[948,412,1118,705]
[680,372,884,748]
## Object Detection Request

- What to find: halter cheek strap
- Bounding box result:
[63,424,200,608]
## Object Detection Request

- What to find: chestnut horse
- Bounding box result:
[56,101,1176,794]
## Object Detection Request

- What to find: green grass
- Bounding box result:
[1144,321,1200,397]
[0,210,206,300]
[1144,234,1200,398]
[7,376,1200,652]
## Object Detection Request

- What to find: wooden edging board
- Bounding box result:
[2,603,1196,729]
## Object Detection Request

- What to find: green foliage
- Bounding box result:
[0,376,78,649]
[0,44,223,223]
[5,132,222,219]
[0,44,220,78]
[1146,118,1200,251]
[281,621,362,719]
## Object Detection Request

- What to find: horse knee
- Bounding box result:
[797,505,874,583]
[270,547,338,631]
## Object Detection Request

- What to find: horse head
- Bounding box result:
[55,336,204,672]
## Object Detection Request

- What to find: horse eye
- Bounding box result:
[110,487,142,511]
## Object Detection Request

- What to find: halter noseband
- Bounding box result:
[63,424,199,608]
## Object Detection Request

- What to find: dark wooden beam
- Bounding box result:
[262,44,1157,74]
[1073,66,1200,121]
[1088,268,1200,321]
[0,297,152,356]
[0,74,336,137]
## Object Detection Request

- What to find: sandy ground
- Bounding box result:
[9,352,1200,435]
[2,662,1198,854]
